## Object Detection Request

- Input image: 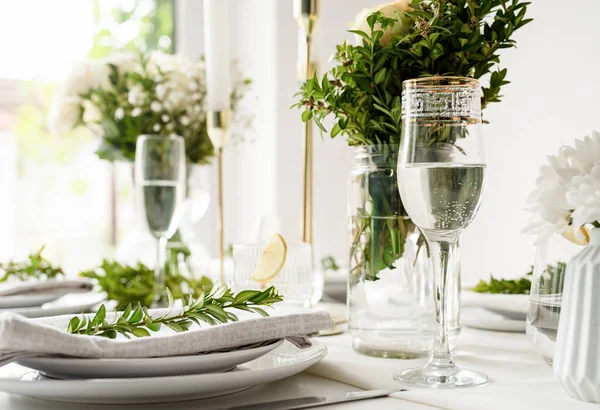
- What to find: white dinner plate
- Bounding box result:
[0,292,106,318]
[17,339,284,379]
[0,291,68,309]
[462,290,529,320]
[0,340,327,404]
[462,308,526,333]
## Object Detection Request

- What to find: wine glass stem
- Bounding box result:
[428,238,458,368]
[155,236,168,301]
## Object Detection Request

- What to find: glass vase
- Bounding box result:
[527,232,583,364]
[348,145,460,358]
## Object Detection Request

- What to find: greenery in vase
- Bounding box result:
[66,285,283,339]
[80,259,214,310]
[293,0,531,280]
[48,51,253,164]
[0,246,63,282]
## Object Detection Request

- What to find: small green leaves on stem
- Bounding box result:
[66,286,284,338]
[0,246,63,283]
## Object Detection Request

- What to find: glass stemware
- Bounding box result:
[135,134,186,306]
[394,77,488,388]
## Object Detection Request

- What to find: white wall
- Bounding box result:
[181,0,600,283]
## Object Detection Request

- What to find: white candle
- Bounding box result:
[203,0,231,112]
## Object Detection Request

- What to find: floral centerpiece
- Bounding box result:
[48,51,251,163]
[294,0,532,280]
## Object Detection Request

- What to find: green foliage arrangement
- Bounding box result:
[293,0,532,280]
[473,262,566,295]
[0,247,63,283]
[80,259,213,310]
[66,286,283,339]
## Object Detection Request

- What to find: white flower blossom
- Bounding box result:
[82,100,102,123]
[128,86,146,106]
[161,114,170,123]
[150,101,162,112]
[525,131,600,243]
[47,97,81,134]
[131,107,142,117]
[180,116,190,126]
[114,107,125,121]
[153,123,161,132]
[349,0,413,46]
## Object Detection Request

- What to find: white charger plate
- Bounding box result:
[462,307,526,332]
[0,292,106,318]
[17,339,284,379]
[0,291,68,309]
[0,340,327,404]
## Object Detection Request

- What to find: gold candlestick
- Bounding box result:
[295,0,320,245]
[207,110,230,284]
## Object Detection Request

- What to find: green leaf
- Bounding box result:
[301,110,313,122]
[313,115,327,133]
[131,327,151,337]
[128,304,143,323]
[374,68,387,84]
[233,290,262,305]
[331,123,341,138]
[146,322,161,332]
[348,30,370,42]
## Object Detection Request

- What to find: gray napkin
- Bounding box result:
[0,307,333,362]
[0,279,93,297]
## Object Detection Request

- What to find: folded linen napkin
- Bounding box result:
[0,307,333,361]
[0,279,93,297]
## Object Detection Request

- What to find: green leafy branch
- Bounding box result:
[0,246,63,283]
[66,285,284,339]
[472,262,567,295]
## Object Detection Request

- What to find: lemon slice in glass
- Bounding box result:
[251,233,287,283]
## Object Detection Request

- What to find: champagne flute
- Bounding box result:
[135,135,186,306]
[395,77,488,388]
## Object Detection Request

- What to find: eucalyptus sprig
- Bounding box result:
[0,246,63,283]
[66,285,284,339]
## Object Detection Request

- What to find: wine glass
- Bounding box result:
[395,77,488,388]
[135,134,186,305]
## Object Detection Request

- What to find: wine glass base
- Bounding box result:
[393,365,488,389]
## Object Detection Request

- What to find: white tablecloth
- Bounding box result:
[0,324,596,409]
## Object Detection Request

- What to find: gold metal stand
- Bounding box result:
[295,0,320,245]
[207,110,230,284]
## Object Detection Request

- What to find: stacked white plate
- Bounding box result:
[0,291,106,318]
[0,339,327,404]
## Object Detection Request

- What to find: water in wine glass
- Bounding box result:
[397,163,486,234]
[142,180,184,238]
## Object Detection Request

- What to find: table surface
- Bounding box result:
[0,317,594,410]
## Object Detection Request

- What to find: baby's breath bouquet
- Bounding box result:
[294,0,531,281]
[48,51,251,164]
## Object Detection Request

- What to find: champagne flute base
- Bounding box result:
[393,364,488,389]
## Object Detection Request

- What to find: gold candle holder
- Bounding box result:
[295,0,320,245]
[207,110,230,284]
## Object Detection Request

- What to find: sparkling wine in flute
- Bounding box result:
[397,163,486,234]
[142,180,184,238]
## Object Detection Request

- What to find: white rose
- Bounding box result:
[81,100,102,123]
[61,61,111,98]
[349,0,412,46]
[47,97,81,134]
[102,52,141,74]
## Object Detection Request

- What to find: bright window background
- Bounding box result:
[0,0,174,274]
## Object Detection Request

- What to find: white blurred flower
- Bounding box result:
[102,52,141,74]
[155,84,167,100]
[150,101,162,112]
[128,86,147,106]
[180,116,190,126]
[59,61,110,98]
[153,123,161,132]
[161,114,170,123]
[47,97,81,134]
[81,100,102,123]
[114,107,125,121]
[132,107,142,117]
[525,131,600,243]
[349,0,412,46]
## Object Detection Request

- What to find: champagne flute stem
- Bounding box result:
[154,236,168,302]
[428,238,457,368]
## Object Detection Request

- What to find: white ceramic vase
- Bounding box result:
[554,228,600,403]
